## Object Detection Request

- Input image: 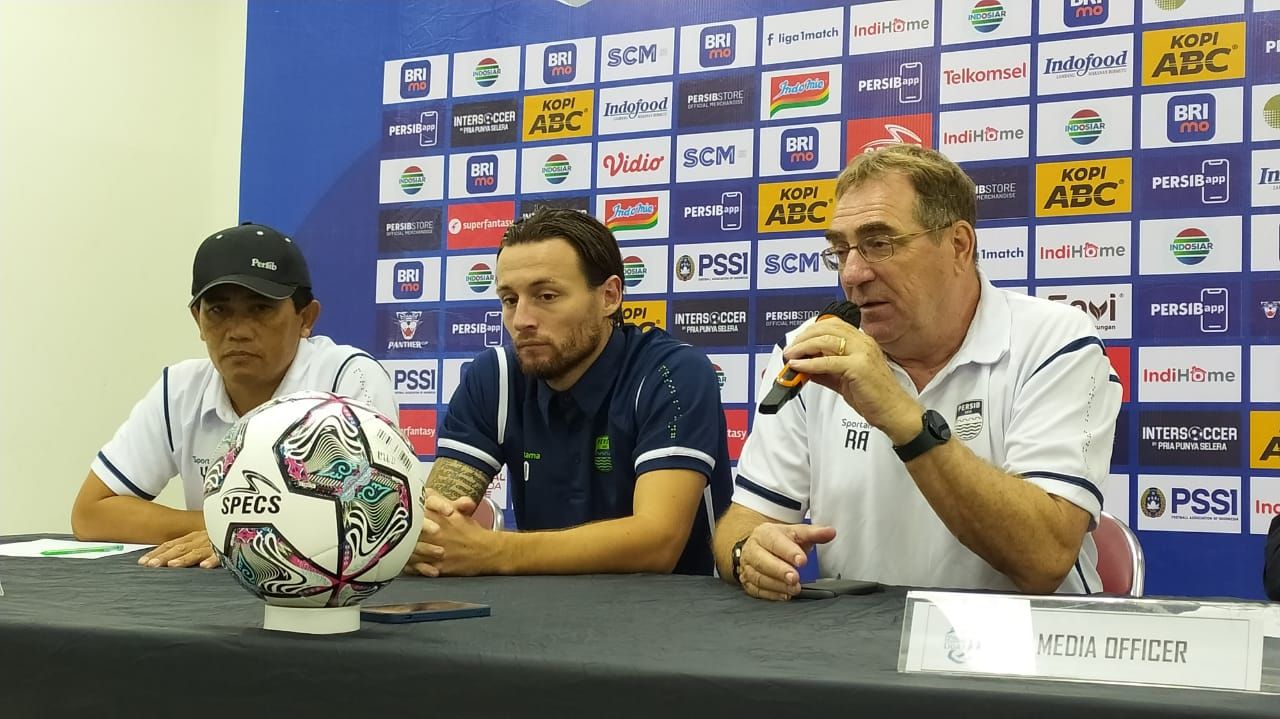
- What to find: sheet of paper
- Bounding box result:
[0,538,153,559]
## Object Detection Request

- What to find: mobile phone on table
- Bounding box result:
[796,578,883,600]
[360,600,491,623]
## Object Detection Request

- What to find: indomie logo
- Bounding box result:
[605,197,660,233]
[769,72,831,117]
[700,24,736,67]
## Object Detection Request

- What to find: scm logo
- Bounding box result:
[1142,23,1245,86]
[621,300,667,331]
[522,90,594,141]
[757,179,836,233]
[1035,157,1131,217]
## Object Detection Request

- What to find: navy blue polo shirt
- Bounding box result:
[436,325,732,575]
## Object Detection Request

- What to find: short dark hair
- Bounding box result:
[499,209,624,325]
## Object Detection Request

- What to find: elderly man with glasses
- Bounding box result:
[714,145,1122,599]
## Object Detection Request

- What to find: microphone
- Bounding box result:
[758,300,862,415]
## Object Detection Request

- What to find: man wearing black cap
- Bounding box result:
[70,222,396,568]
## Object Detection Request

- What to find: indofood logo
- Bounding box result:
[969,0,1005,33]
[1141,487,1166,518]
[602,96,670,120]
[675,254,695,281]
[622,255,647,288]
[1066,108,1104,145]
[473,57,500,87]
[399,165,425,194]
[1043,49,1129,78]
[542,153,571,185]
[1170,227,1212,266]
[768,72,831,117]
[466,262,494,292]
[604,197,660,233]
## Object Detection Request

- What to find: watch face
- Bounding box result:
[927,410,952,441]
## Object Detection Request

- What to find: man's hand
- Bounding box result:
[783,318,922,443]
[737,523,836,601]
[403,489,478,577]
[138,530,219,569]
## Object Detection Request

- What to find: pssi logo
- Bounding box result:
[392,260,424,300]
[700,24,736,67]
[1167,93,1214,143]
[1035,158,1131,217]
[401,59,431,98]
[1064,0,1108,27]
[780,128,819,171]
[604,197,660,233]
[543,43,577,84]
[466,154,499,194]
[769,72,830,117]
[1143,23,1245,86]
[758,180,835,232]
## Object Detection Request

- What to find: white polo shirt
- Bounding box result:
[91,336,398,510]
[734,277,1121,593]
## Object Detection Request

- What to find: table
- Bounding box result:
[2,537,1277,718]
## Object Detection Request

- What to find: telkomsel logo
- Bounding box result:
[543,43,577,84]
[1035,157,1131,217]
[1065,0,1109,27]
[523,90,593,141]
[1143,23,1245,86]
[757,179,835,233]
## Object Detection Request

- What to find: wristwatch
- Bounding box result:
[731,536,749,584]
[893,409,951,463]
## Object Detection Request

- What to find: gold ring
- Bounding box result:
[837,337,847,355]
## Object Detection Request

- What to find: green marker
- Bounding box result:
[40,544,124,556]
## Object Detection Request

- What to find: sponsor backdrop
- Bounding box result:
[240,0,1280,598]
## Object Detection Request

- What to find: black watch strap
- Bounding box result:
[893,410,951,463]
[731,536,749,584]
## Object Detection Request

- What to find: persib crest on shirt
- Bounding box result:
[954,400,983,441]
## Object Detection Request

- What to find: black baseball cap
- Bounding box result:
[189,222,311,307]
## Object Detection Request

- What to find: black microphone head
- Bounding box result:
[820,300,862,329]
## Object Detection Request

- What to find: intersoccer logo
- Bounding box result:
[605,197,660,233]
[1170,227,1212,266]
[466,262,494,292]
[769,72,830,117]
[621,255,647,288]
[399,165,425,195]
[1066,109,1104,145]
[473,57,500,87]
[969,0,1005,33]
[542,153,571,185]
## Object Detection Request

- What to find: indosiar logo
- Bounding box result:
[621,255,647,288]
[757,179,836,233]
[1035,157,1131,217]
[522,90,594,141]
[1142,23,1245,86]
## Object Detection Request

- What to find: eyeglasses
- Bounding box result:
[819,225,952,269]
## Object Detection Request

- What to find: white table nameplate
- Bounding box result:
[899,591,1265,692]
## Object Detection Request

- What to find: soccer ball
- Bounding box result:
[202,391,424,624]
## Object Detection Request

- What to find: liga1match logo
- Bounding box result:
[768,71,830,117]
[604,196,661,234]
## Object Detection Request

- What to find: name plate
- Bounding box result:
[899,591,1265,691]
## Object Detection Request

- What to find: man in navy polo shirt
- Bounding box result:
[406,209,732,576]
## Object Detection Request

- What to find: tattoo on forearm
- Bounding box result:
[426,458,493,503]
